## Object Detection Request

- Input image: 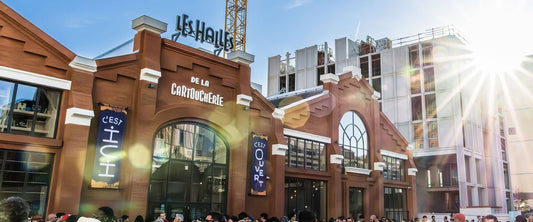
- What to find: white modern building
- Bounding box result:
[503,55,533,214]
[267,26,513,219]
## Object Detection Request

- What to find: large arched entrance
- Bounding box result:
[148,122,228,222]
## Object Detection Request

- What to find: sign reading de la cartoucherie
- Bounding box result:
[171,13,234,55]
[170,76,224,107]
[91,106,127,189]
[250,133,268,196]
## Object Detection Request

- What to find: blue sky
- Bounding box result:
[4,0,533,95]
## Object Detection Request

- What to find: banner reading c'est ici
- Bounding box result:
[91,105,127,189]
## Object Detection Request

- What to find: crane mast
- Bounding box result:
[224,0,247,55]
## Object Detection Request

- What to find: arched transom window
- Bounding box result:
[339,111,368,169]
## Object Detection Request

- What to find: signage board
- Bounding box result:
[91,105,128,189]
[250,133,268,196]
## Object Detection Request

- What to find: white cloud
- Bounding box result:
[285,0,311,9]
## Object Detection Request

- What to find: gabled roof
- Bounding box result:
[0,2,75,64]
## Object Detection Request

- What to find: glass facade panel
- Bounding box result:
[0,80,61,138]
[411,96,422,121]
[383,155,405,181]
[410,70,421,94]
[384,187,407,221]
[425,94,437,119]
[339,111,368,169]
[0,150,54,217]
[285,136,326,171]
[149,122,228,222]
[427,121,439,148]
[409,45,420,68]
[285,177,327,222]
[372,54,381,77]
[360,57,369,79]
[349,188,364,219]
[424,68,435,92]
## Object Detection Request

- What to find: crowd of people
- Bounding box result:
[2,196,533,222]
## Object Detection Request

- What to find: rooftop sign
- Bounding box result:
[171,14,234,55]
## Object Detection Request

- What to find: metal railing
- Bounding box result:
[391,25,469,47]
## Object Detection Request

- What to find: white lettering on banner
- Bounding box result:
[171,80,224,106]
[253,148,265,187]
[98,125,121,178]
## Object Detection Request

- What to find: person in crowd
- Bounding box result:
[476,216,482,222]
[229,216,239,222]
[57,213,67,220]
[385,218,391,222]
[358,215,365,222]
[121,215,130,222]
[516,215,527,222]
[452,214,465,222]
[347,217,354,222]
[266,217,281,222]
[298,210,316,222]
[96,206,118,222]
[65,215,81,222]
[0,196,31,222]
[155,213,167,222]
[482,215,497,222]
[32,215,45,222]
[78,217,101,222]
[370,215,379,222]
[47,213,58,222]
[380,217,385,222]
[281,216,289,222]
[239,212,251,222]
[470,220,474,222]
[444,216,448,222]
[528,215,533,222]
[172,214,183,222]
[206,212,224,222]
[260,213,269,222]
[431,216,436,222]
[288,213,297,222]
[133,215,144,222]
[422,216,428,222]
[414,218,420,222]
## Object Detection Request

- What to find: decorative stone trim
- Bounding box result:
[283,128,331,144]
[65,108,95,126]
[227,51,255,65]
[0,66,71,90]
[320,73,339,84]
[408,168,418,176]
[330,154,344,164]
[380,149,408,160]
[372,91,381,100]
[140,68,161,83]
[272,108,285,119]
[345,167,372,175]
[343,66,362,80]
[272,144,288,156]
[69,56,97,72]
[236,94,253,106]
[132,15,167,34]
[374,162,386,171]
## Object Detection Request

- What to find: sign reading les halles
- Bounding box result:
[91,105,127,189]
[171,13,234,55]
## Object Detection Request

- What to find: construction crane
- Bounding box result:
[224,0,247,55]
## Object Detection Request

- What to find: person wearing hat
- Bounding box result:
[452,214,465,222]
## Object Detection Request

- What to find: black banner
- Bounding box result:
[250,133,268,196]
[91,105,127,189]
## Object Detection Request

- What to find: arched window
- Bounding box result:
[339,111,368,169]
[149,122,228,222]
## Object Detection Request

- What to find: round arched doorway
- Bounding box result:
[148,122,228,222]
